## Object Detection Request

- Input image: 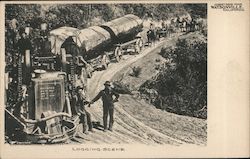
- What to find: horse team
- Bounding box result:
[147,16,204,44]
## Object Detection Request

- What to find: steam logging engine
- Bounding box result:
[5,14,144,144]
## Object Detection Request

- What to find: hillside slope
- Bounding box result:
[111,32,207,145]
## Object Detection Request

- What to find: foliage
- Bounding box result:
[5,3,207,30]
[118,3,191,20]
[130,66,142,78]
[5,4,42,28]
[183,4,207,19]
[141,33,207,119]
[112,81,132,94]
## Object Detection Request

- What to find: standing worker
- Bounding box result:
[89,81,119,132]
[8,18,19,46]
[16,28,32,56]
[73,86,94,134]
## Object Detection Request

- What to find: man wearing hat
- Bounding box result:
[16,28,32,55]
[73,86,93,134]
[89,81,119,132]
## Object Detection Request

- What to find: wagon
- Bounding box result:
[49,14,144,72]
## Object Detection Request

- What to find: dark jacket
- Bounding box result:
[91,88,119,108]
[73,94,88,114]
[16,37,32,55]
[61,38,80,57]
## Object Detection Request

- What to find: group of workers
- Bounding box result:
[60,34,120,133]
[74,81,119,133]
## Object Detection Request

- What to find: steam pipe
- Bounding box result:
[23,112,71,124]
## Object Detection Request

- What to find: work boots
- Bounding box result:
[108,122,113,132]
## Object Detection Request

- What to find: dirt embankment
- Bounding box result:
[112,32,207,145]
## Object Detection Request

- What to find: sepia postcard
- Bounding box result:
[0,0,249,158]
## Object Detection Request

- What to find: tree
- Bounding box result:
[141,33,207,119]
[183,4,207,19]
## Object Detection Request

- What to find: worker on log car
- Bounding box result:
[61,36,89,77]
[16,28,32,56]
[61,37,77,55]
[89,81,119,132]
[73,86,94,134]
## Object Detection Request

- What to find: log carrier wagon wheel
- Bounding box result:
[114,47,122,62]
[135,38,143,53]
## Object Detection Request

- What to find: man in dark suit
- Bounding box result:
[89,81,119,132]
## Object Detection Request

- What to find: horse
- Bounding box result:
[147,29,157,46]
[180,20,187,32]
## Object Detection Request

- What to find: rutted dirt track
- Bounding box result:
[71,34,191,145]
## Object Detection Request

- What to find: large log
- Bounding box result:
[100,14,143,43]
[49,14,143,59]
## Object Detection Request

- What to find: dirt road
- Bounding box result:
[72,34,185,145]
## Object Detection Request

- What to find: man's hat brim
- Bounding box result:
[76,86,84,90]
[104,81,111,86]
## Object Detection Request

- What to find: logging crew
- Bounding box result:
[89,81,119,132]
[73,86,93,133]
